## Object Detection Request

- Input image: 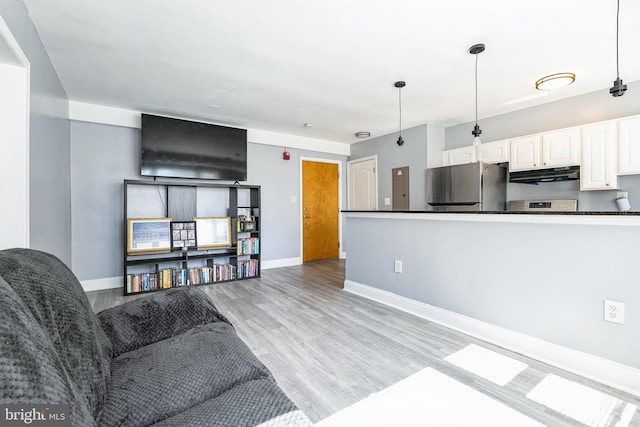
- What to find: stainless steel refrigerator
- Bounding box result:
[426,162,506,211]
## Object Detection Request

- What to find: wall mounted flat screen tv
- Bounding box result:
[140,114,247,180]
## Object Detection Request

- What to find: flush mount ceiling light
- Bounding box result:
[610,0,627,97]
[469,43,485,146]
[355,131,371,138]
[394,81,406,146]
[535,73,576,91]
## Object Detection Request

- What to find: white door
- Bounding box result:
[0,16,30,250]
[542,128,581,167]
[581,121,618,191]
[510,135,541,171]
[348,156,377,210]
[618,116,640,175]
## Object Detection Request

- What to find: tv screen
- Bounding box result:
[140,114,247,180]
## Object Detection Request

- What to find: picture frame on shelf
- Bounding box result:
[171,221,197,251]
[127,218,172,255]
[194,217,232,249]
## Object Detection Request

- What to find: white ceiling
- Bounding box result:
[22,0,640,144]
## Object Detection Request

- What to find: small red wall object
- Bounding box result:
[283,149,290,160]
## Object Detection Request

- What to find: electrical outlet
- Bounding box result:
[394,260,403,273]
[384,198,391,206]
[604,300,624,324]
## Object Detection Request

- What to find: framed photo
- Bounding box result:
[194,217,232,249]
[127,218,172,255]
[171,221,197,250]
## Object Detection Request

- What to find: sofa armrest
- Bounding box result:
[97,287,230,357]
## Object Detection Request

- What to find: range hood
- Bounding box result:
[509,165,580,183]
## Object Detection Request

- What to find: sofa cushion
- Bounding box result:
[97,322,274,427]
[151,378,312,427]
[0,275,96,426]
[0,248,112,418]
[98,287,230,357]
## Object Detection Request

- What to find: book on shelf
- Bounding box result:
[126,263,238,294]
[237,237,259,255]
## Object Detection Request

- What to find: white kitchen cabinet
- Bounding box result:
[542,127,581,167]
[618,115,640,175]
[509,135,541,171]
[581,121,618,191]
[442,146,476,166]
[477,139,509,164]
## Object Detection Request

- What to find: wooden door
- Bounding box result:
[392,166,409,211]
[302,161,339,262]
[348,156,377,210]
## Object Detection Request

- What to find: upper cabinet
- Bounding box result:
[542,128,581,167]
[509,135,541,171]
[477,139,509,164]
[509,129,580,171]
[442,145,476,166]
[618,116,640,175]
[581,121,618,191]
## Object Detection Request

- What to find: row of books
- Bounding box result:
[237,238,260,255]
[237,259,259,279]
[126,264,238,293]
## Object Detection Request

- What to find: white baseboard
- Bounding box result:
[344,279,640,398]
[262,257,302,270]
[81,276,122,292]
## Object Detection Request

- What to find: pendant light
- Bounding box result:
[395,81,405,146]
[469,44,485,146]
[610,0,627,97]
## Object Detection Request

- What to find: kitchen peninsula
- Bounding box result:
[342,210,640,397]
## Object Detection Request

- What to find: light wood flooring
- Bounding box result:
[87,259,640,426]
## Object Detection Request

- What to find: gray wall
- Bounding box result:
[71,120,347,281]
[446,80,640,212]
[1,0,71,264]
[350,124,431,211]
[345,215,640,369]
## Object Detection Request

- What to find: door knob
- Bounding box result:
[304,215,311,218]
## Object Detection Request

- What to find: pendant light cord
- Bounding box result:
[398,86,402,138]
[475,52,479,126]
[615,0,621,79]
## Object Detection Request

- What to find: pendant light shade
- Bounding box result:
[395,81,405,146]
[610,0,627,97]
[469,44,485,145]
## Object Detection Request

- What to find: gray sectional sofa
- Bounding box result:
[0,248,311,426]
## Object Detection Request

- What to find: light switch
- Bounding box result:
[291,196,297,203]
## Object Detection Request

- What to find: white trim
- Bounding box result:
[347,155,379,210]
[262,257,302,269]
[67,101,350,156]
[0,15,30,249]
[342,211,640,226]
[339,251,346,259]
[81,276,122,292]
[343,280,640,398]
[300,157,344,263]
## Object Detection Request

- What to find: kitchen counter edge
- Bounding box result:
[341,210,640,226]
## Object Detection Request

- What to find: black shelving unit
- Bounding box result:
[123,179,261,296]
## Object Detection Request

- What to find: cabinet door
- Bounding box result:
[477,139,509,164]
[442,146,476,166]
[509,135,541,171]
[618,116,640,175]
[581,121,618,191]
[542,128,580,167]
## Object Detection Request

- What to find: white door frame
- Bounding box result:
[0,15,31,249]
[347,154,378,210]
[299,157,344,260]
